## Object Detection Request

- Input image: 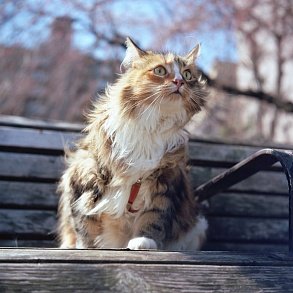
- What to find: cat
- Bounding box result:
[57,37,208,250]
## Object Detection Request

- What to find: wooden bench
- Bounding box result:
[0,115,292,252]
[1,115,293,292]
[1,248,293,292]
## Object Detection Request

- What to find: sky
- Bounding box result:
[0,0,238,71]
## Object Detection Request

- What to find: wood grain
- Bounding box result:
[1,183,288,218]
[208,217,288,242]
[1,249,292,265]
[189,142,263,165]
[0,240,57,248]
[0,152,64,180]
[1,125,290,165]
[1,249,293,292]
[0,209,288,244]
[0,126,79,153]
[0,239,288,252]
[0,115,83,132]
[1,262,293,292]
[1,151,288,195]
[204,242,288,252]
[0,209,56,235]
[208,193,288,218]
[0,181,58,209]
[190,166,288,194]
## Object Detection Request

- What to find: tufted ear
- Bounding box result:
[121,37,147,69]
[185,43,201,62]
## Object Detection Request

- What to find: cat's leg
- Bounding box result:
[59,221,77,249]
[58,149,108,248]
[166,216,208,250]
[58,188,77,249]
[127,204,170,250]
[127,166,207,250]
[127,212,207,250]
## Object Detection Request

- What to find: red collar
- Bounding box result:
[127,179,142,213]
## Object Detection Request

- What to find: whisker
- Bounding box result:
[157,94,165,114]
[145,94,163,121]
[121,91,161,115]
[140,93,161,119]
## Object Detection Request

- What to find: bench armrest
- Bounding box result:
[194,148,293,254]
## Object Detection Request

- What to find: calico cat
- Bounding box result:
[58,37,208,250]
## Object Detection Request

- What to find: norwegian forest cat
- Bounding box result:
[58,37,208,250]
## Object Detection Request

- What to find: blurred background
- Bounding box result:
[0,0,292,144]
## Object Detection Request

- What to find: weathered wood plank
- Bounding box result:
[0,152,64,180]
[1,151,288,195]
[189,135,293,150]
[0,115,83,132]
[208,217,288,242]
[1,123,291,166]
[0,181,58,209]
[208,193,288,218]
[0,181,288,218]
[189,142,292,166]
[190,166,288,194]
[0,239,287,252]
[0,209,56,235]
[1,263,293,292]
[0,209,288,244]
[189,142,262,165]
[2,239,286,251]
[0,126,79,153]
[0,249,292,266]
[204,242,288,252]
[0,240,57,248]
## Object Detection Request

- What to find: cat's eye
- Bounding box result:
[183,70,192,81]
[154,66,167,76]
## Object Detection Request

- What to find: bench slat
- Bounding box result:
[208,193,288,218]
[0,126,79,153]
[0,263,293,292]
[0,209,288,244]
[208,217,288,242]
[0,152,288,194]
[189,142,263,165]
[0,182,288,218]
[0,209,56,235]
[0,240,56,248]
[1,249,292,265]
[1,183,288,218]
[0,181,58,209]
[204,242,288,252]
[0,115,82,132]
[1,125,291,166]
[0,152,64,180]
[190,167,288,194]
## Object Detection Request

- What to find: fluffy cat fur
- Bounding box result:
[58,37,208,250]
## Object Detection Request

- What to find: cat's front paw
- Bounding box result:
[127,237,158,250]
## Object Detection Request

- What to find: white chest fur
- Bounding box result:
[88,98,188,218]
[104,99,188,173]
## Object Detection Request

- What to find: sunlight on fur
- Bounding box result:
[57,37,209,250]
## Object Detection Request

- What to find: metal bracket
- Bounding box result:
[194,148,293,254]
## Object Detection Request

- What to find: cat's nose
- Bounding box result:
[172,78,184,88]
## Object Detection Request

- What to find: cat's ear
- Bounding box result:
[121,37,147,69]
[185,43,201,62]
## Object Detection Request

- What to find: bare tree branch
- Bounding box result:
[199,69,293,113]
